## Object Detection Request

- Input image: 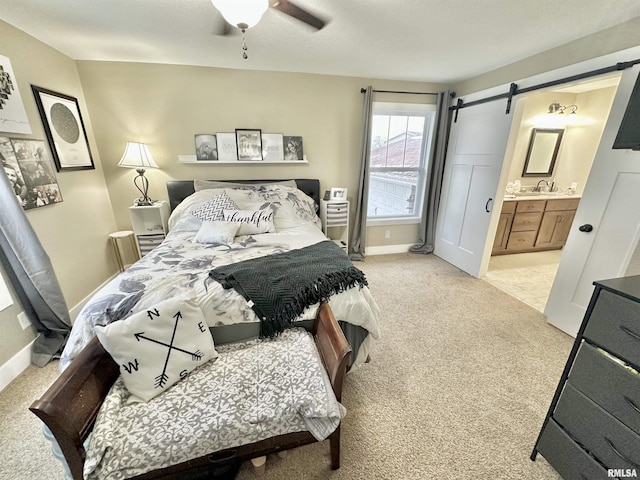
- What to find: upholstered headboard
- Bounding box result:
[166,179,321,212]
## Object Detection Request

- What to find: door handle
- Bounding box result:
[578,224,593,232]
[485,198,493,213]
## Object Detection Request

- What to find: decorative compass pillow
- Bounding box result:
[96,298,218,402]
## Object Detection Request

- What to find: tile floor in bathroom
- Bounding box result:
[484,249,563,313]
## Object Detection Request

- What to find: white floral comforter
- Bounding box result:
[84,328,346,480]
[61,222,380,371]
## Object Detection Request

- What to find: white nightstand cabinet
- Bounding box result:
[320,199,349,252]
[129,201,170,258]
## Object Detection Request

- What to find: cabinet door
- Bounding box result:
[492,213,512,252]
[536,211,576,248]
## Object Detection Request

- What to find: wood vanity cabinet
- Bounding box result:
[535,199,580,249]
[531,275,640,478]
[492,197,580,255]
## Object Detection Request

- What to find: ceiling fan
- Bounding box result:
[211,0,328,35]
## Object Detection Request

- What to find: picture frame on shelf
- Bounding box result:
[283,135,304,161]
[31,85,95,171]
[216,133,238,162]
[330,187,348,200]
[261,133,284,162]
[235,128,263,161]
[194,134,218,161]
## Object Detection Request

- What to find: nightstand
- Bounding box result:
[320,199,349,252]
[129,201,170,258]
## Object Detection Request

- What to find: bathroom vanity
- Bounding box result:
[492,196,581,255]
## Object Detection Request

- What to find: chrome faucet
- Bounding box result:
[534,180,550,192]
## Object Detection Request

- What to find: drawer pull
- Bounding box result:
[624,395,640,415]
[605,437,640,468]
[620,325,640,342]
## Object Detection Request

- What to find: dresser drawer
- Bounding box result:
[569,343,640,436]
[584,289,640,368]
[554,383,640,470]
[326,203,348,214]
[537,418,612,480]
[506,231,537,250]
[515,200,545,213]
[511,212,543,231]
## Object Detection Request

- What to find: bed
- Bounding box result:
[31,302,352,480]
[59,178,380,372]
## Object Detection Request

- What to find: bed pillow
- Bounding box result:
[223,208,275,235]
[95,298,218,402]
[191,191,239,222]
[194,179,297,192]
[193,221,240,245]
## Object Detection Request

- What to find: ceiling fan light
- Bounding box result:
[211,0,269,29]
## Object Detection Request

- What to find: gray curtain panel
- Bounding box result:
[410,91,452,254]
[0,172,71,367]
[349,85,374,261]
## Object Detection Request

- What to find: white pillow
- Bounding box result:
[95,298,218,402]
[193,221,240,244]
[191,192,239,222]
[223,208,275,235]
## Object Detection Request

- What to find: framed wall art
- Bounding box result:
[0,136,63,210]
[235,128,263,161]
[31,85,95,171]
[283,135,304,161]
[0,55,31,134]
[261,133,284,162]
[194,134,218,161]
[216,133,238,162]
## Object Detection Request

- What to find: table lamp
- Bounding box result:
[118,142,159,206]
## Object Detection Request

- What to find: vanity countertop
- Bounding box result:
[503,194,582,202]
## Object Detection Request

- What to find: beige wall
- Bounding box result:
[0,21,118,365]
[75,61,444,247]
[453,17,640,96]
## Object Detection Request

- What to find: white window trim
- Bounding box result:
[366,102,435,224]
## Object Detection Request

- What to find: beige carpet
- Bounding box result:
[0,253,569,479]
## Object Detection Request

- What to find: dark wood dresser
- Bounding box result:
[531,275,640,479]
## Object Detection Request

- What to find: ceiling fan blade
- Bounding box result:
[270,0,327,30]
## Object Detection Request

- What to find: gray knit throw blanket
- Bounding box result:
[208,241,368,337]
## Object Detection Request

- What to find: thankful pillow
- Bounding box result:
[95,298,218,402]
[223,208,275,235]
[191,191,239,222]
[193,221,240,245]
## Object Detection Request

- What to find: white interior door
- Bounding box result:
[434,100,514,277]
[545,65,640,336]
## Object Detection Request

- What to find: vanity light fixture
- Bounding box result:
[548,102,578,115]
[118,142,159,206]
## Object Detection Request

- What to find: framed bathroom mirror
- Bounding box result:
[522,128,564,177]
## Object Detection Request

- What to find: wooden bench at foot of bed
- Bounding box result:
[30,302,351,480]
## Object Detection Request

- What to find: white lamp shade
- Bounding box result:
[211,0,268,28]
[118,142,159,169]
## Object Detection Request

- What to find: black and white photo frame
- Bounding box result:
[235,129,263,161]
[194,134,218,161]
[31,85,95,171]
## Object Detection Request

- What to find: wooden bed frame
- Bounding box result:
[30,303,351,479]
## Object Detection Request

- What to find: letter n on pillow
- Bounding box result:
[96,298,218,402]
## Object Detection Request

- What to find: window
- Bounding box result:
[367,102,435,223]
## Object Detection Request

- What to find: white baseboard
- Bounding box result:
[0,272,119,392]
[365,244,413,256]
[0,339,35,392]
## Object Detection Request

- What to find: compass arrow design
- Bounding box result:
[134,311,205,390]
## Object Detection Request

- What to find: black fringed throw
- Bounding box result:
[208,241,368,337]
